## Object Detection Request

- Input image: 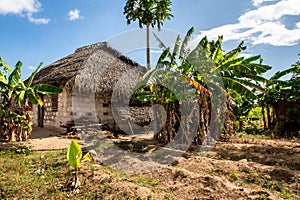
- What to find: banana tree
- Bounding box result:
[0,57,62,141]
[133,58,185,143]
[261,59,300,129]
[133,28,211,144]
[66,140,92,191]
[149,27,271,142]
[230,91,253,131]
[195,35,271,134]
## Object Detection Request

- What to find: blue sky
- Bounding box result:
[0,0,300,79]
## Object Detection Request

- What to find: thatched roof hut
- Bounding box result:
[32,42,144,96]
[30,42,150,132]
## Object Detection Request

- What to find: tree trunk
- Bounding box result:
[238,120,243,132]
[194,91,210,145]
[156,103,180,144]
[271,107,276,128]
[274,106,280,128]
[145,24,159,140]
[266,105,271,129]
[262,103,267,130]
[38,105,44,128]
[146,25,151,71]
[153,104,159,140]
[38,96,45,128]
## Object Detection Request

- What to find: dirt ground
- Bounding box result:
[0,126,80,150]
[0,127,299,199]
[110,136,300,199]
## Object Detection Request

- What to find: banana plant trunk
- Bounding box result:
[194,90,211,145]
[266,105,272,129]
[75,166,79,187]
[157,103,180,144]
[238,120,243,132]
[261,103,267,130]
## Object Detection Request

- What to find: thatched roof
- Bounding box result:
[32,42,144,95]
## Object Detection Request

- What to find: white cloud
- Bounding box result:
[0,0,49,24]
[151,49,163,54]
[28,66,36,70]
[27,13,50,25]
[0,0,39,15]
[68,9,82,21]
[195,0,300,47]
[251,0,276,7]
[238,53,254,58]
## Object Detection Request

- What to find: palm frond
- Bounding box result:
[27,62,43,87]
[153,32,167,50]
[180,27,194,59]
[172,35,181,57]
[0,56,13,74]
[222,77,257,100]
[270,67,296,81]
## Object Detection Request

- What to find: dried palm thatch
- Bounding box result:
[32,42,145,96]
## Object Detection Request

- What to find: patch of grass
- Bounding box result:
[150,179,159,187]
[229,170,238,182]
[132,177,159,187]
[12,145,31,155]
[255,193,268,200]
[263,181,291,198]
[243,171,292,199]
[132,177,147,184]
[244,171,260,185]
[0,148,165,199]
[0,149,68,199]
[281,187,292,199]
[237,132,270,140]
[289,176,299,183]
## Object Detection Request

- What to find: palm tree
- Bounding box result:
[124,0,173,71]
[0,57,62,141]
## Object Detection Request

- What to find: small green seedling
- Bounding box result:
[67,140,92,190]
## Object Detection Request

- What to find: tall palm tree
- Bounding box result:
[124,0,173,71]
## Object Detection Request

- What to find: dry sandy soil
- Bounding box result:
[107,136,300,199]
[1,127,299,199]
[0,126,76,150]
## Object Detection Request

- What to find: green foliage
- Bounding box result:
[150,179,159,186]
[248,107,262,118]
[133,27,272,142]
[255,194,268,200]
[66,139,92,191]
[0,57,62,141]
[67,140,83,169]
[132,177,147,184]
[229,170,239,182]
[12,145,31,155]
[124,0,173,70]
[124,0,173,30]
[257,54,300,132]
[131,177,159,188]
[266,55,300,105]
